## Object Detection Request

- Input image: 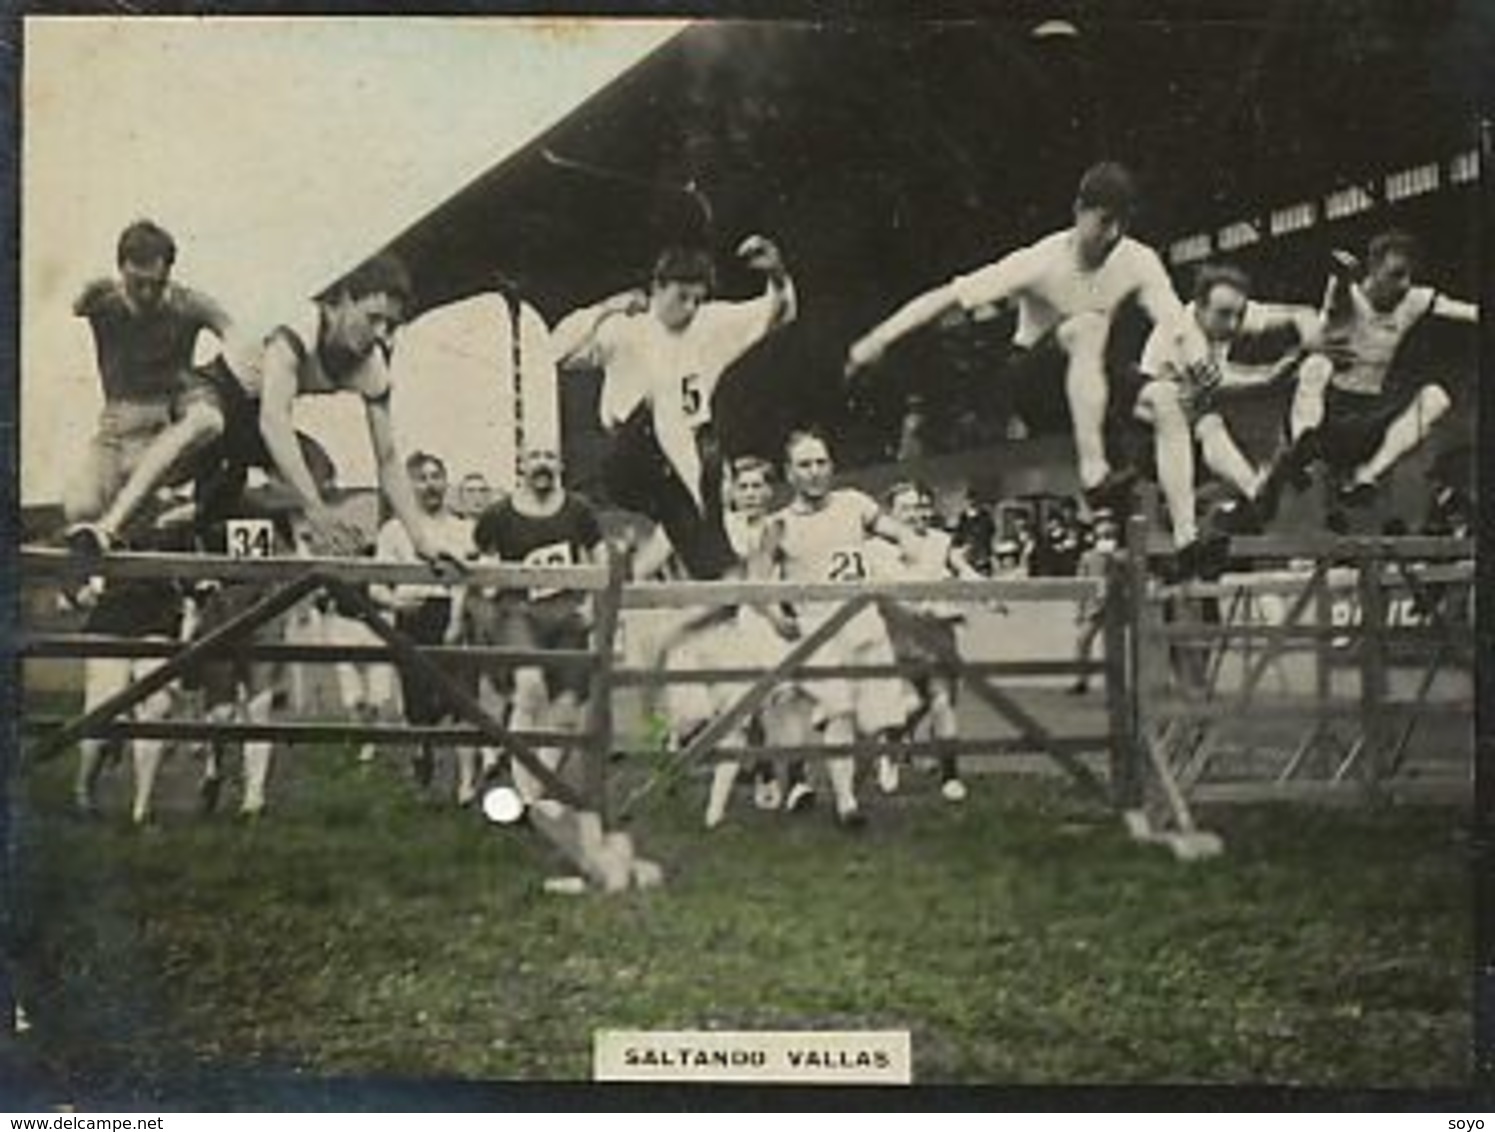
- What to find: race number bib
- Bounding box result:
[679,373,709,426]
[524,541,574,600]
[226,518,275,559]
[828,548,869,583]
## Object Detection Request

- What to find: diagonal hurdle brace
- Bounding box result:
[875,596,1111,805]
[320,578,582,809]
[26,570,326,765]
[615,593,875,820]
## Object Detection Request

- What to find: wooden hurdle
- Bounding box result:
[18,547,665,892]
[609,573,1131,825]
[1125,518,1474,849]
[20,522,1473,873]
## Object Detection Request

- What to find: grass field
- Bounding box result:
[8,725,1473,1098]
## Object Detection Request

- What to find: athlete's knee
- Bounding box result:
[1295,353,1333,393]
[1055,311,1108,352]
[548,690,584,730]
[178,400,226,445]
[136,689,175,723]
[64,462,108,523]
[512,668,547,716]
[1193,412,1228,448]
[1140,380,1185,425]
[821,713,854,744]
[245,689,274,721]
[1414,383,1452,420]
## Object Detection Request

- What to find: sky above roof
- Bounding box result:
[21,16,686,503]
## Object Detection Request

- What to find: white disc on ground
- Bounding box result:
[482,785,526,825]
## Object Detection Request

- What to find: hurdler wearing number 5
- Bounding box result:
[551,236,798,580]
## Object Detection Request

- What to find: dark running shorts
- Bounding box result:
[465,592,592,701]
[884,604,961,697]
[602,407,737,580]
[84,579,184,639]
[1320,382,1440,472]
[1002,333,1072,433]
[184,582,287,710]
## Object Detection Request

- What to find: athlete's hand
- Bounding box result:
[1329,248,1361,279]
[179,596,202,642]
[766,606,801,642]
[604,289,650,318]
[309,518,366,558]
[845,334,887,378]
[1181,357,1224,396]
[414,538,468,584]
[737,235,785,277]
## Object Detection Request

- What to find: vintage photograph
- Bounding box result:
[8,6,1482,1103]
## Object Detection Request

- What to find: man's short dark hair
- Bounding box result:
[117,220,177,269]
[1367,230,1420,270]
[785,427,831,463]
[885,480,931,510]
[406,450,446,478]
[651,246,715,291]
[336,252,415,310]
[1075,162,1138,221]
[1193,262,1252,305]
[731,455,775,482]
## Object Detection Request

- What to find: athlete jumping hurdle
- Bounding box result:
[846,162,1212,516]
[553,237,797,580]
[1279,232,1478,516]
[1128,262,1323,578]
[63,221,234,592]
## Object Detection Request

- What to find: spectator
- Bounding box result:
[455,471,495,519]
[952,495,996,576]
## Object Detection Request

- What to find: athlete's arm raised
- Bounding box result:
[846,247,1035,376]
[1431,294,1479,325]
[551,290,647,371]
[1213,302,1324,392]
[739,235,797,332]
[1133,247,1213,372]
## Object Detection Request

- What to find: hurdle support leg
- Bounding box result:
[1357,550,1390,799]
[585,551,626,823]
[1121,515,1223,860]
[325,578,650,892]
[1104,551,1143,812]
[581,551,664,891]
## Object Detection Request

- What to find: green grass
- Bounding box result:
[10,741,1472,1091]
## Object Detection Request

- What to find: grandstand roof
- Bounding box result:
[385,6,1487,305]
[376,6,1488,472]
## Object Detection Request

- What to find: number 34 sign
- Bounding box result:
[226,518,275,559]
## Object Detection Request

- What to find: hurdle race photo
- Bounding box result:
[6,4,1487,1110]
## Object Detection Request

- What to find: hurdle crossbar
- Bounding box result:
[23,719,590,747]
[1129,519,1473,825]
[20,547,610,591]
